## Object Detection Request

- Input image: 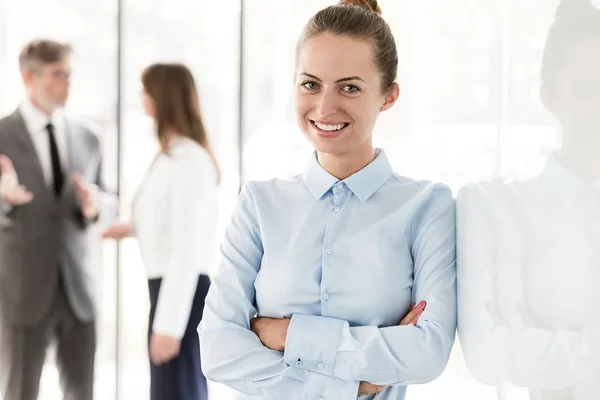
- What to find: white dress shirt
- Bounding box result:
[19,99,69,185]
[132,136,218,339]
[457,155,600,400]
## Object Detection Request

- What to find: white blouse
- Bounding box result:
[132,136,218,339]
[457,156,600,399]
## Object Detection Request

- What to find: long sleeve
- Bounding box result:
[76,135,118,227]
[151,154,216,339]
[456,184,600,389]
[199,183,360,399]
[283,184,457,386]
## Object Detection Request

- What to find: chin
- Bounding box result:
[310,139,350,155]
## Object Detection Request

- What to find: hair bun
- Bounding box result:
[555,0,598,20]
[339,0,382,16]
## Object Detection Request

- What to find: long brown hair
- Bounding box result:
[142,63,220,183]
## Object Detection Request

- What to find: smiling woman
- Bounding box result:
[292,0,400,180]
[294,32,399,178]
[199,1,457,399]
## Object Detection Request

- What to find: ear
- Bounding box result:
[381,82,400,112]
[21,68,34,86]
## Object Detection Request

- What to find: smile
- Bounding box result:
[310,120,349,133]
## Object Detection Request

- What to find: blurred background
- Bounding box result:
[0,0,566,398]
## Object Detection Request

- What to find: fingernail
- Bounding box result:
[417,300,426,309]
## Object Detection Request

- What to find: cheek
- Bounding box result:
[43,83,56,97]
[347,100,379,130]
[48,81,62,94]
[294,92,311,120]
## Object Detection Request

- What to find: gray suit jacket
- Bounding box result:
[0,109,115,327]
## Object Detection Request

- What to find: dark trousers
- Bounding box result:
[0,275,96,400]
[148,275,210,400]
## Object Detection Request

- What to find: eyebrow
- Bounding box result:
[300,73,366,84]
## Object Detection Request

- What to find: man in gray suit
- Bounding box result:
[0,40,115,400]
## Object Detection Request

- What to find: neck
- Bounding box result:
[28,95,53,116]
[159,127,180,151]
[557,141,600,183]
[317,144,376,180]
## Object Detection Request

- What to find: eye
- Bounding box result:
[342,84,361,93]
[301,81,319,91]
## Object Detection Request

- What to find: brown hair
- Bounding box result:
[142,63,221,184]
[296,0,397,93]
[19,39,72,71]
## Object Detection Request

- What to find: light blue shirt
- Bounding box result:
[199,149,457,400]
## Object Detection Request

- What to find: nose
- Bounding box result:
[315,90,339,118]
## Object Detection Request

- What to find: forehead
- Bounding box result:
[297,32,377,80]
[39,59,70,71]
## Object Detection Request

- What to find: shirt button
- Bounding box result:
[318,398,324,400]
[296,359,302,367]
[318,362,325,369]
[322,293,330,300]
[333,206,340,212]
[336,183,343,189]
[325,249,331,255]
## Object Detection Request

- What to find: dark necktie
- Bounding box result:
[45,123,64,197]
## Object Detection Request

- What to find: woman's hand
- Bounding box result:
[360,301,427,394]
[101,222,132,240]
[399,300,426,326]
[250,317,290,352]
[149,333,181,365]
[252,302,426,394]
[358,381,384,395]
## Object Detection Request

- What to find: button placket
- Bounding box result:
[320,186,348,315]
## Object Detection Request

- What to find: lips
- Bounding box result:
[310,120,350,138]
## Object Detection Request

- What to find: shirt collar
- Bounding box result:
[538,153,600,205]
[302,148,394,204]
[19,98,62,133]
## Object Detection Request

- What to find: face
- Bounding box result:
[23,59,71,113]
[295,32,398,157]
[142,89,156,118]
[542,37,600,146]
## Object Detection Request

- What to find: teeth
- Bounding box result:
[314,122,347,132]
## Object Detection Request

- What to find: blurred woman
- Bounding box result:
[103,63,219,400]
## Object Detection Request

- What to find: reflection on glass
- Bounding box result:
[458,1,600,399]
